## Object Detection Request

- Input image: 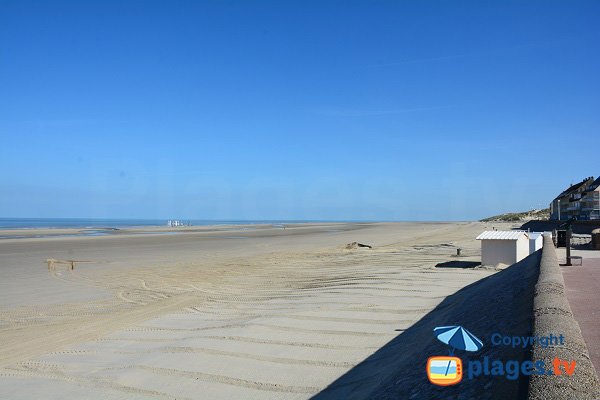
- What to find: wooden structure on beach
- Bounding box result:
[476,231,530,266]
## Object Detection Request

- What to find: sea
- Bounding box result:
[0,218,332,230]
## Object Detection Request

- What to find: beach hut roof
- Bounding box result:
[476,231,528,240]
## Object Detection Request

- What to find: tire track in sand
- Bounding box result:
[113,365,321,394]
[0,292,208,369]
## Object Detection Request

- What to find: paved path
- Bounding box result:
[559,248,600,374]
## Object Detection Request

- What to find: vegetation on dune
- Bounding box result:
[480,208,550,222]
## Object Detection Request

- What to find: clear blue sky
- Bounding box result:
[1,1,599,221]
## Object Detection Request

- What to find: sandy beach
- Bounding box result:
[0,222,514,399]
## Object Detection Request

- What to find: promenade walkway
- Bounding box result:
[559,248,600,374]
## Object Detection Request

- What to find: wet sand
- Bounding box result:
[0,222,511,399]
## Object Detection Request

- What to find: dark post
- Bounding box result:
[565,227,572,266]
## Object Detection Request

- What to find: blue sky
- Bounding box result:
[1,1,599,221]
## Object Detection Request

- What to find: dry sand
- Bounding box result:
[0,222,514,399]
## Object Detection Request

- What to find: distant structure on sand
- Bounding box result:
[167,220,189,227]
[549,176,600,221]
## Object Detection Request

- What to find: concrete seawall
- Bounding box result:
[528,235,600,399]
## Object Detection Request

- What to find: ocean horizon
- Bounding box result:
[0,218,355,230]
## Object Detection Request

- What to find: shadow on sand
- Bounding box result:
[435,261,482,269]
[311,251,541,400]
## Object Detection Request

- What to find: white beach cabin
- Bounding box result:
[528,232,543,254]
[476,231,530,266]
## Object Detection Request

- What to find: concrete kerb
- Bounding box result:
[528,234,600,399]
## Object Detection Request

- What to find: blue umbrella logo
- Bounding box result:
[433,325,483,355]
[427,325,482,384]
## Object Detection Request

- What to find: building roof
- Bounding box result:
[476,231,528,240]
[528,232,543,240]
[584,176,600,193]
[554,177,594,200]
